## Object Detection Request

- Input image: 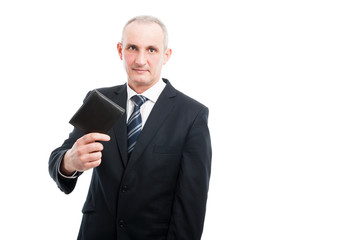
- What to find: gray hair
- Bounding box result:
[121,15,169,50]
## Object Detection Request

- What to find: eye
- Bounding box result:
[128,45,137,51]
[148,48,156,53]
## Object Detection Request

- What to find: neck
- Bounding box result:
[128,79,161,94]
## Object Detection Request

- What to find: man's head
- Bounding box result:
[121,16,169,50]
[117,16,172,93]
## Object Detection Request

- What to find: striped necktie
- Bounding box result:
[127,95,148,156]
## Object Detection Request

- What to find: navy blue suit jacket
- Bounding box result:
[49,79,212,240]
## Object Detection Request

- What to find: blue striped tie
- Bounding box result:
[127,95,148,156]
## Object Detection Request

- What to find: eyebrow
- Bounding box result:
[147,45,159,50]
[125,43,137,48]
[125,43,160,50]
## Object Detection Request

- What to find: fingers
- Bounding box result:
[73,149,103,172]
[77,142,104,156]
[79,150,102,163]
[63,150,102,174]
[78,133,111,145]
[68,133,111,172]
[84,159,102,169]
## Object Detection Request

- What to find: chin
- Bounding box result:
[129,77,154,87]
[134,78,150,85]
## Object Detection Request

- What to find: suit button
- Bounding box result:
[119,220,125,228]
[121,185,129,192]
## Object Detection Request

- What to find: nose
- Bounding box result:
[135,50,146,66]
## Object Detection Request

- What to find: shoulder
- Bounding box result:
[176,89,207,109]
[164,78,208,112]
[95,84,125,96]
[82,83,126,102]
[163,79,209,126]
[174,89,209,119]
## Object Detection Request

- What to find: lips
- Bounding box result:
[133,68,148,73]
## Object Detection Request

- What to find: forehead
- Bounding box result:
[123,22,164,48]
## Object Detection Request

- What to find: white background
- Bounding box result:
[1,0,360,239]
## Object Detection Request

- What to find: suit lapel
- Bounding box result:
[126,81,177,171]
[112,84,129,167]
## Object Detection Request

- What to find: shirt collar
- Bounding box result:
[127,79,166,103]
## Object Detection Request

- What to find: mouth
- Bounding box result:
[132,68,149,74]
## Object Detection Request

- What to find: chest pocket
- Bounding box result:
[153,145,182,155]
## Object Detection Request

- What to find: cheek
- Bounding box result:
[123,53,134,66]
[150,56,163,69]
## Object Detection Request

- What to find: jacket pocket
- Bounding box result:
[82,193,96,214]
[153,145,182,155]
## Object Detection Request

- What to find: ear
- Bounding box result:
[117,42,123,60]
[163,48,172,65]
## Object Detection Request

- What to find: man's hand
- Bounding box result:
[60,133,111,176]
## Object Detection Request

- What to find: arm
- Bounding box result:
[49,128,110,194]
[49,127,83,194]
[167,107,212,240]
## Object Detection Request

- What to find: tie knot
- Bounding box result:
[131,95,147,108]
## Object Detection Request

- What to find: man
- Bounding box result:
[49,15,212,240]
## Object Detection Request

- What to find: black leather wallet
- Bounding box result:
[69,90,125,134]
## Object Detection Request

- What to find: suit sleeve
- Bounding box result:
[167,107,212,240]
[48,123,84,194]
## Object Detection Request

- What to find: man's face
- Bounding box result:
[117,22,171,93]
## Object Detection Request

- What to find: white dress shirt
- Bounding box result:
[126,79,166,128]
